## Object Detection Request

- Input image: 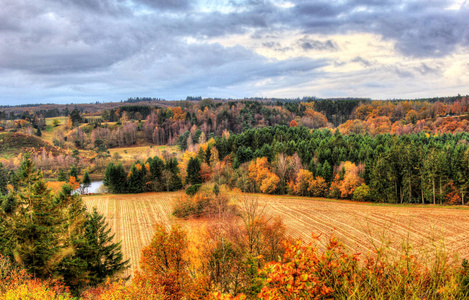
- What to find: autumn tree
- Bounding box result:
[136,223,190,299]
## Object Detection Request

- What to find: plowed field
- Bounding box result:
[84,192,469,278]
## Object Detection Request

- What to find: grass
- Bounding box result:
[108,145,179,160]
[0,132,61,159]
[45,117,68,126]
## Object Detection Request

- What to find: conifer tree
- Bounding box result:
[69,165,79,182]
[80,208,129,285]
[0,155,64,278]
[58,168,67,182]
[0,162,8,195]
[82,171,92,193]
[186,157,202,185]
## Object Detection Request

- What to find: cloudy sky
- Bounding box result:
[0,0,468,104]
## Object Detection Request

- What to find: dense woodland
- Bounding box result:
[2,96,469,298]
[2,96,469,205]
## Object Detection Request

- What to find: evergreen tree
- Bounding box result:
[165,158,183,191]
[104,163,127,193]
[186,157,202,185]
[148,156,165,191]
[61,207,129,292]
[81,208,129,285]
[58,169,67,182]
[127,162,145,193]
[83,171,92,193]
[0,156,67,278]
[0,157,128,295]
[69,165,79,181]
[0,162,8,195]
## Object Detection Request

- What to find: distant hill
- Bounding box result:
[0,132,65,158]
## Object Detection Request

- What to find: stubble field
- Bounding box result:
[83,192,469,278]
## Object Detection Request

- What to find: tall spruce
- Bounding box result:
[58,168,67,182]
[186,157,202,185]
[0,162,8,195]
[0,156,128,295]
[0,155,65,278]
[82,171,92,193]
[77,207,129,286]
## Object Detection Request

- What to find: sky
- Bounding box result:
[0,0,468,105]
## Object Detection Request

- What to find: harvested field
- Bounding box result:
[83,192,469,278]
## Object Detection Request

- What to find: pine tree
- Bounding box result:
[82,171,91,193]
[186,157,202,185]
[104,163,127,193]
[127,162,145,193]
[0,162,8,195]
[0,157,129,295]
[0,155,64,278]
[78,207,129,286]
[58,168,67,182]
[69,165,79,182]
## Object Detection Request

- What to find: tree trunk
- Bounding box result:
[432,178,436,205]
[439,177,443,205]
[421,189,424,204]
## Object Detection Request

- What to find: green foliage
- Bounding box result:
[72,208,129,289]
[82,171,91,191]
[104,162,127,194]
[0,157,128,296]
[186,157,202,185]
[69,108,82,126]
[352,184,371,201]
[0,163,8,195]
[57,169,67,182]
[69,165,79,180]
[185,184,201,196]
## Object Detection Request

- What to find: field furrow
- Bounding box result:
[84,193,469,278]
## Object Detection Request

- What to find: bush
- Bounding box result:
[185,184,201,196]
[352,184,371,201]
[173,184,236,219]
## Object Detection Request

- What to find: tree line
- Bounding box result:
[0,156,128,296]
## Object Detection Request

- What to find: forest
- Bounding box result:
[2,96,469,298]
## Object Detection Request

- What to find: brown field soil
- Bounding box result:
[83,192,469,278]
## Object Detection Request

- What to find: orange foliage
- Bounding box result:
[289,120,298,127]
[170,107,186,121]
[68,176,80,191]
[258,236,354,299]
[136,223,192,299]
[445,181,461,205]
[200,162,212,182]
[330,162,364,199]
[248,157,280,194]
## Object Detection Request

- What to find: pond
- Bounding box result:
[73,181,104,195]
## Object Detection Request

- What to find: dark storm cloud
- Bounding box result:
[0,0,467,103]
[287,0,469,58]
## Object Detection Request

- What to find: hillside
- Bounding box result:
[0,132,65,158]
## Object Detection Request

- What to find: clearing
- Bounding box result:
[83,192,469,278]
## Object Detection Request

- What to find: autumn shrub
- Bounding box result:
[174,184,237,219]
[81,279,164,300]
[218,232,469,299]
[0,256,72,300]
